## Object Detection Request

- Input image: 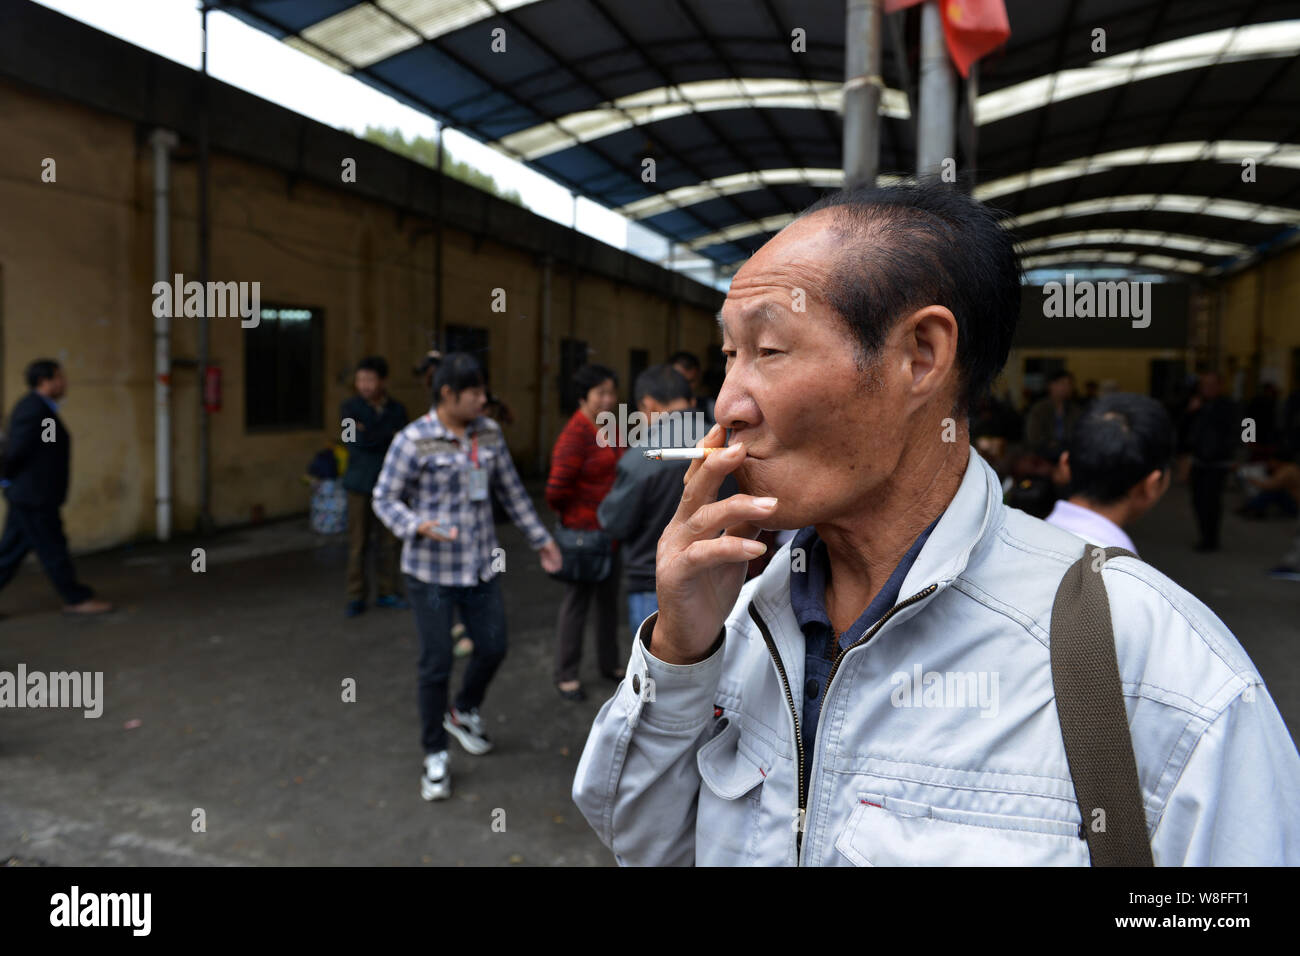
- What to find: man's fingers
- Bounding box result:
[674,534,768,573]
[676,441,748,523]
[682,422,727,487]
[724,519,763,542]
[680,496,775,542]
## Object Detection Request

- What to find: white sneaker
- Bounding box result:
[421,750,450,801]
[443,707,494,755]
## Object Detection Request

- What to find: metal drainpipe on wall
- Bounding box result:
[150,128,179,542]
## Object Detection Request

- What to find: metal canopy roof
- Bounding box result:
[219,0,1300,279]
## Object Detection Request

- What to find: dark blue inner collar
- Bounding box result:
[789,517,940,649]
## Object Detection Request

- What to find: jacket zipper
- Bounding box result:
[748,603,806,854]
[748,582,939,864]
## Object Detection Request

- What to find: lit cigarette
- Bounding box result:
[643,447,730,461]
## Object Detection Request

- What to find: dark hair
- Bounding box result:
[26,359,60,389]
[797,179,1022,415]
[413,350,442,378]
[668,351,700,372]
[356,355,389,379]
[1067,393,1174,505]
[573,363,618,403]
[634,364,693,408]
[1047,370,1073,385]
[433,352,486,406]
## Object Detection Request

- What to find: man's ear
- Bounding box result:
[1053,450,1070,487]
[900,304,958,407]
[1140,468,1166,503]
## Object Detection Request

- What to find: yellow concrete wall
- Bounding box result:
[996,347,1190,406]
[1216,245,1300,394]
[0,82,154,551]
[0,81,716,551]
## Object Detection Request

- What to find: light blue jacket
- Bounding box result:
[573,447,1300,865]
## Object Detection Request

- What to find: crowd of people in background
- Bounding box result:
[971,366,1300,578]
[311,346,1300,801]
[337,344,733,799]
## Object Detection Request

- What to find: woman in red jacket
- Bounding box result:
[546,364,624,701]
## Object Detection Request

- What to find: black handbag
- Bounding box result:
[550,525,613,584]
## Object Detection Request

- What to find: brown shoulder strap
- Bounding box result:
[1050,543,1154,866]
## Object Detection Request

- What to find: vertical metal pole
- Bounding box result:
[197,2,213,532]
[537,255,552,477]
[843,0,882,188]
[957,64,979,190]
[569,191,578,337]
[435,121,445,346]
[668,242,680,355]
[151,129,178,542]
[917,0,957,177]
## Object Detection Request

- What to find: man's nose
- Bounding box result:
[713,370,759,432]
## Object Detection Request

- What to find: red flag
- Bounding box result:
[941,0,1010,77]
[881,0,1010,78]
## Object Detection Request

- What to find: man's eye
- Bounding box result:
[758,348,781,357]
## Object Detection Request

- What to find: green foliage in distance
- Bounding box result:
[358,125,525,207]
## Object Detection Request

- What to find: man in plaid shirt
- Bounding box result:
[373,352,561,801]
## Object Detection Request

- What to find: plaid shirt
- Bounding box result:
[372,410,552,586]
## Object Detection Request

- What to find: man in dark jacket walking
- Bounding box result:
[1182,369,1241,552]
[341,356,408,617]
[0,359,110,614]
[598,365,735,635]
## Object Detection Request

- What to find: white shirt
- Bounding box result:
[1046,498,1138,555]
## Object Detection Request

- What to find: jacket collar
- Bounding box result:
[896,444,1003,601]
[425,409,489,441]
[747,445,1003,669]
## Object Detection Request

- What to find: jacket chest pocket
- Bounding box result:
[835,791,1090,867]
[695,718,769,865]
[424,453,465,494]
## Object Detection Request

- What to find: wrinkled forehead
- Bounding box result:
[715,300,786,336]
[717,212,850,330]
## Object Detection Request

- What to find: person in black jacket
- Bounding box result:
[340,356,408,617]
[1182,370,1241,552]
[597,365,734,636]
[0,359,110,614]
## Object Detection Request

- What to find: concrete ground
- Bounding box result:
[1,479,1297,866]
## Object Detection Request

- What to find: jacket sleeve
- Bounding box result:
[1151,683,1300,865]
[371,430,422,540]
[488,436,552,550]
[596,456,643,541]
[3,398,41,473]
[545,422,585,513]
[348,400,388,453]
[572,611,724,866]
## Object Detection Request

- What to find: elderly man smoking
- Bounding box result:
[572,182,1300,866]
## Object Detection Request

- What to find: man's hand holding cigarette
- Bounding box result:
[649,422,777,664]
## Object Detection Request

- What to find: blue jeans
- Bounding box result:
[627,590,658,639]
[405,574,507,755]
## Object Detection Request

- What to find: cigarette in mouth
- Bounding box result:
[642,446,731,461]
